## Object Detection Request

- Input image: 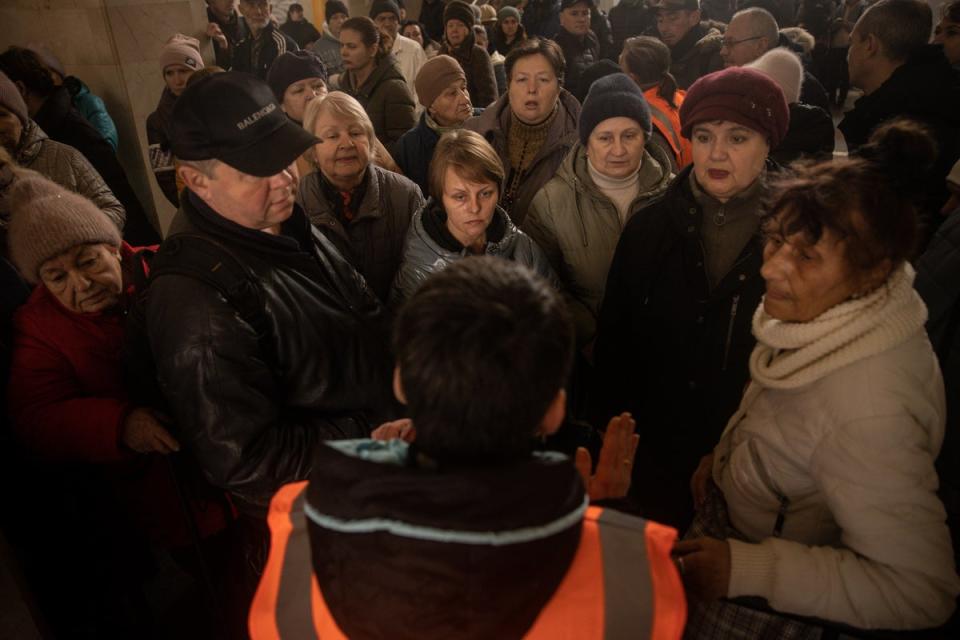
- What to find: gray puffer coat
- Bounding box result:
[390,199,558,306]
[10,121,124,230]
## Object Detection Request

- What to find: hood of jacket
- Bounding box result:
[306,439,585,640]
[549,141,674,244]
[409,198,521,260]
[344,53,406,97]
[14,120,49,166]
[672,22,723,62]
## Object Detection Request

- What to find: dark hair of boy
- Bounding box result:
[392,257,574,464]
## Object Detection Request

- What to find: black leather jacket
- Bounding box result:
[144,191,396,514]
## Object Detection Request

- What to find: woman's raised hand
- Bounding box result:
[371,418,416,443]
[575,413,639,502]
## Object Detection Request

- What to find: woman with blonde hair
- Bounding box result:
[337,16,417,149]
[298,91,423,302]
[391,128,556,305]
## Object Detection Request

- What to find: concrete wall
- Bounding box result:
[1,0,213,236]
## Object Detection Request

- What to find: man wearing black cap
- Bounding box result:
[555,0,601,101]
[233,0,299,79]
[649,0,724,88]
[311,0,349,76]
[371,0,427,99]
[143,72,396,516]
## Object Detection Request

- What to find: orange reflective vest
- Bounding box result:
[250,481,686,639]
[643,87,693,170]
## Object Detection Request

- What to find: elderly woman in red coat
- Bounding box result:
[5,175,236,632]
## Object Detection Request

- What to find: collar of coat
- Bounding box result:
[421,197,508,252]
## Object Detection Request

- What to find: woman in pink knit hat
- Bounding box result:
[146,35,205,207]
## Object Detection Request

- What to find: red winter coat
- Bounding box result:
[7,243,230,548]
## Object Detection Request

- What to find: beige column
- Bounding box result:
[1,0,214,236]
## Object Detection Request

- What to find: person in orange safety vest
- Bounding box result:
[620,35,693,171]
[249,257,687,639]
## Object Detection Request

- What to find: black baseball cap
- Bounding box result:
[647,0,700,10]
[170,71,318,178]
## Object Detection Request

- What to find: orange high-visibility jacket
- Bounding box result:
[250,481,686,639]
[644,87,693,170]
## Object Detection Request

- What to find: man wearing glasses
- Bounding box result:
[721,7,831,111]
[650,0,724,88]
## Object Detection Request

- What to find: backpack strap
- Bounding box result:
[147,233,275,366]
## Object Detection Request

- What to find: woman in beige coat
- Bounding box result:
[524,74,673,347]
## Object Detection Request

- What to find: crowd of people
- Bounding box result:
[3,0,960,637]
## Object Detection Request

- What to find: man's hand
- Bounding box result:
[121,408,180,454]
[673,537,731,601]
[207,22,228,49]
[371,418,416,442]
[690,453,715,509]
[575,413,638,501]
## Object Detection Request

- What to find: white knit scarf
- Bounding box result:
[748,263,927,390]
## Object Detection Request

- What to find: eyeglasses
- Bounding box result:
[721,36,764,48]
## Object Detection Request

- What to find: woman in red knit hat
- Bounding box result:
[592,66,789,532]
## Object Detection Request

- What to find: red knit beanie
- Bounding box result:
[679,67,789,149]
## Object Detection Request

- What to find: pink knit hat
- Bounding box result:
[745,48,803,105]
[160,34,204,74]
[0,70,29,127]
[6,175,122,283]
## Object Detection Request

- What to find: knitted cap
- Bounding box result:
[267,50,328,101]
[579,73,652,145]
[0,71,28,127]
[680,66,789,149]
[415,55,467,108]
[326,0,349,19]
[745,47,803,105]
[6,176,121,283]
[480,4,497,23]
[369,0,400,19]
[498,6,521,22]
[444,0,477,27]
[160,34,204,74]
[561,0,594,9]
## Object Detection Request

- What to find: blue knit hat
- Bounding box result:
[578,73,652,145]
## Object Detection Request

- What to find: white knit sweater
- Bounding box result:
[712,264,960,630]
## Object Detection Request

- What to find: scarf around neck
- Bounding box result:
[748,262,927,390]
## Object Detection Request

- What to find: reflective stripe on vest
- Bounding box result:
[643,89,693,169]
[250,482,686,640]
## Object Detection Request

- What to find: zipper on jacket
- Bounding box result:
[722,294,740,371]
[747,438,790,538]
[714,204,726,227]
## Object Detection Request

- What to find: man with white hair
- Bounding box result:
[721,7,830,111]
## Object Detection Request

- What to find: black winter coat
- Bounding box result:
[593,164,771,529]
[233,23,299,79]
[393,112,441,196]
[146,88,179,207]
[144,192,396,515]
[772,102,835,165]
[609,0,654,56]
[418,0,448,43]
[800,70,831,113]
[553,28,600,103]
[207,6,248,69]
[34,86,160,245]
[839,45,960,241]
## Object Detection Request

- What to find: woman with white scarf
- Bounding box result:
[677,119,960,636]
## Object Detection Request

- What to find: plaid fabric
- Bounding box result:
[682,482,822,640]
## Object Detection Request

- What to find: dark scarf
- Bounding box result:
[318,169,369,224]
